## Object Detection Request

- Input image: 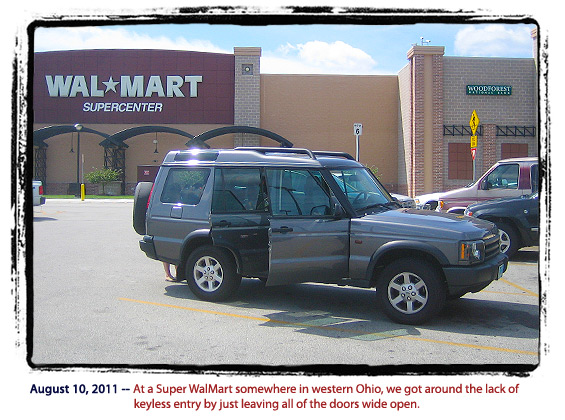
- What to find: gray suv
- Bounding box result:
[134,147,507,324]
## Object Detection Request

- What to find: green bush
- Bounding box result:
[84,168,122,194]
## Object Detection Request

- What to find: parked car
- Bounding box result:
[390,193,416,208]
[415,157,539,213]
[32,180,46,206]
[134,147,507,325]
[464,193,539,258]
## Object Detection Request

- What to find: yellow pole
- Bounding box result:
[80,183,85,201]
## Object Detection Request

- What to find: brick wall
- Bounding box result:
[442,57,538,188]
[443,57,537,126]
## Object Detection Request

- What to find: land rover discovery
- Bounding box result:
[134,147,507,324]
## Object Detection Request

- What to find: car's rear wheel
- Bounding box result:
[377,258,446,325]
[185,246,241,302]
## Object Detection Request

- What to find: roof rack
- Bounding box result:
[235,147,317,160]
[312,151,355,161]
[234,147,356,162]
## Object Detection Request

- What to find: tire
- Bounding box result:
[185,246,241,302]
[496,221,520,258]
[133,182,153,235]
[377,258,446,325]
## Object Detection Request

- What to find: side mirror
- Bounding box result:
[331,197,346,219]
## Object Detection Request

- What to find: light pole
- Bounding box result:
[74,123,83,197]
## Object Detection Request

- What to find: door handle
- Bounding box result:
[215,220,231,227]
[272,226,293,233]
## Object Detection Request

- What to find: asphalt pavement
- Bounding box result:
[31,199,540,370]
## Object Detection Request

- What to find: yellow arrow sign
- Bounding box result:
[469,110,480,135]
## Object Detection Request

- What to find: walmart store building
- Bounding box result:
[32,29,539,196]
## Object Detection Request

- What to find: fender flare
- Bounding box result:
[179,229,243,278]
[365,240,449,282]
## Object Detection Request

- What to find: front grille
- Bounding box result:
[484,233,501,260]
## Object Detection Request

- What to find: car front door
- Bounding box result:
[265,168,349,286]
[478,163,521,201]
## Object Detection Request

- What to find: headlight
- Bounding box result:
[459,240,485,264]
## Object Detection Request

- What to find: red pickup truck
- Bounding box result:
[415,157,539,214]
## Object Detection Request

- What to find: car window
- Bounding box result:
[160,168,210,205]
[530,164,539,193]
[484,164,519,190]
[212,168,268,213]
[266,169,332,216]
[330,168,391,213]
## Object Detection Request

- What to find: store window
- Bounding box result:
[448,143,473,180]
[501,143,529,160]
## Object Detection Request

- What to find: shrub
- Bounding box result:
[84,168,122,195]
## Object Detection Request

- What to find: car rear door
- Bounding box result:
[265,168,349,286]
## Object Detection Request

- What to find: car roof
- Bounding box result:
[497,157,538,164]
[162,147,364,168]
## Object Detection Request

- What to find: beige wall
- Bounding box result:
[34,123,234,186]
[260,75,400,190]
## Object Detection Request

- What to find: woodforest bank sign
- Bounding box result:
[466,85,512,96]
[34,50,235,125]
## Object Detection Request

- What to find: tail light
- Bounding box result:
[39,185,44,195]
[147,184,154,209]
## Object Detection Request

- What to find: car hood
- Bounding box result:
[437,185,475,200]
[467,194,534,211]
[352,208,497,241]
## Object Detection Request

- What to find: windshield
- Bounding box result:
[330,168,398,215]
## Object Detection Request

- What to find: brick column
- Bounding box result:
[411,53,425,197]
[406,46,445,197]
[432,54,444,192]
[234,47,261,147]
[482,124,498,173]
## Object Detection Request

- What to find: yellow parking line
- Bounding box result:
[499,278,539,297]
[119,297,538,356]
[400,336,537,355]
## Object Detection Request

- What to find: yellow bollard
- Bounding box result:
[80,184,85,201]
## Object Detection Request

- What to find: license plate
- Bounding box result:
[497,263,505,279]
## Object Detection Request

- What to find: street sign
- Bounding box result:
[354,123,363,136]
[469,110,479,135]
[354,123,362,161]
[471,147,476,160]
[470,135,477,148]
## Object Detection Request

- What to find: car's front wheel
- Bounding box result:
[377,258,446,325]
[496,221,520,258]
[185,246,241,302]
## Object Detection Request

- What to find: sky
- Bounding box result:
[32,19,537,75]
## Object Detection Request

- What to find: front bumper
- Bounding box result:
[443,252,508,297]
[139,235,157,260]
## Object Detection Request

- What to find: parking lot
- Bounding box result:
[31,199,540,369]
